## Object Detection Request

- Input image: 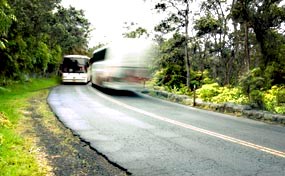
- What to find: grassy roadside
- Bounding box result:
[0,78,59,176]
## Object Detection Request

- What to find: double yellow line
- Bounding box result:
[94,89,285,158]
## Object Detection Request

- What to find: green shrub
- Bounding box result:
[275,106,285,114]
[277,88,285,104]
[263,85,285,114]
[150,68,182,87]
[212,87,248,104]
[250,90,264,108]
[178,84,192,95]
[200,70,215,85]
[239,68,268,108]
[196,84,248,104]
[169,84,191,96]
[196,83,220,101]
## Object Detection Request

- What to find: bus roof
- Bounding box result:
[92,45,109,55]
[92,38,156,56]
[64,55,90,59]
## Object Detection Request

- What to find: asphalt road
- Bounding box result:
[47,84,285,176]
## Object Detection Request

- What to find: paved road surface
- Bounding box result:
[47,84,285,176]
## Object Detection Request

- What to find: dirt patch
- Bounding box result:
[18,90,129,176]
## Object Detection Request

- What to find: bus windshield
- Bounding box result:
[62,56,89,73]
[60,55,91,84]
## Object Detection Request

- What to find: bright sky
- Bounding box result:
[61,0,161,47]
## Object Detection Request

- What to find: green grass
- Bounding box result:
[0,77,59,176]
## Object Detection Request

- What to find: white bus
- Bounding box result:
[60,55,91,84]
[90,38,156,91]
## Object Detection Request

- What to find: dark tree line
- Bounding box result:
[0,0,91,85]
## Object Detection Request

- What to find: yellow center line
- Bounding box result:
[94,89,285,158]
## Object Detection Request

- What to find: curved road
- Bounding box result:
[47,84,285,176]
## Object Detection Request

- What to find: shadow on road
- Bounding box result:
[61,82,88,85]
[91,84,140,97]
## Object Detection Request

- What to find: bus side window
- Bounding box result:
[91,48,107,64]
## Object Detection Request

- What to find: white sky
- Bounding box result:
[61,0,285,47]
[61,0,161,47]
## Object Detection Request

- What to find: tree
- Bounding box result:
[154,0,192,88]
[153,33,186,88]
[194,0,235,85]
[53,6,91,54]
[0,0,91,84]
[0,0,15,49]
[232,0,285,85]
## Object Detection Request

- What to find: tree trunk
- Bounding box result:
[185,2,191,88]
[244,22,250,72]
[185,38,190,88]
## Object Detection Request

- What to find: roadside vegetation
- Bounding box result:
[0,78,59,175]
[0,78,128,175]
[140,0,285,115]
[2,0,285,116]
[1,0,285,174]
[0,0,91,86]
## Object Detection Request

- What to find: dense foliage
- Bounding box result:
[0,0,91,85]
[150,0,285,112]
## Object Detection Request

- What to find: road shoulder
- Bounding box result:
[18,89,128,176]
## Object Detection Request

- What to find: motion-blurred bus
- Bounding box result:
[60,55,91,84]
[90,38,156,91]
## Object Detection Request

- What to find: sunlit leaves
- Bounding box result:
[0,0,13,33]
[194,14,222,36]
[0,0,16,49]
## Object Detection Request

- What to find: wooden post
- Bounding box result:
[193,84,196,106]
